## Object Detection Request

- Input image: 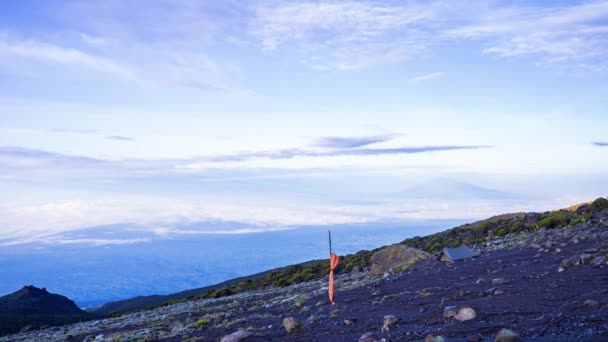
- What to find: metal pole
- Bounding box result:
[329,230,332,254]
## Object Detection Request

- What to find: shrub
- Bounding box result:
[590,197,608,211]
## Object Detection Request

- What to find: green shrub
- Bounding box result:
[590,197,608,211]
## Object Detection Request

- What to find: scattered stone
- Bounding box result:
[382,315,398,332]
[359,332,382,342]
[560,256,581,268]
[494,289,504,295]
[344,319,356,326]
[454,307,477,322]
[18,325,32,334]
[494,328,520,341]
[351,265,363,274]
[529,243,541,249]
[282,317,301,333]
[584,300,600,309]
[425,335,446,342]
[307,315,320,324]
[443,306,458,319]
[475,278,486,284]
[220,331,254,342]
[592,256,606,266]
[492,278,509,285]
[580,253,594,264]
[467,333,483,342]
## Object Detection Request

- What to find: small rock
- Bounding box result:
[307,315,320,324]
[344,319,356,326]
[580,253,594,264]
[529,243,541,249]
[492,278,509,285]
[359,332,382,342]
[94,334,105,341]
[220,331,254,342]
[454,306,477,322]
[351,265,363,274]
[475,278,486,284]
[584,299,600,309]
[443,305,458,319]
[282,317,301,332]
[18,325,32,333]
[467,333,483,342]
[494,289,504,295]
[382,315,398,332]
[592,256,606,266]
[425,335,446,342]
[494,328,520,341]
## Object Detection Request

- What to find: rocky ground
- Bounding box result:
[2,221,608,342]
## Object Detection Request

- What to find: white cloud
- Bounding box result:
[0,37,134,78]
[252,1,437,70]
[409,71,446,82]
[446,1,608,68]
[252,1,608,71]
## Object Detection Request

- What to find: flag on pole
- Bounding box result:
[328,231,339,306]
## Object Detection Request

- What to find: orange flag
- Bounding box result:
[328,252,340,305]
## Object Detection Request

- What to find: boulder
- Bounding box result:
[220,331,254,342]
[282,317,301,332]
[425,335,446,342]
[370,244,431,275]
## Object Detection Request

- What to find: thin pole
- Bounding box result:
[329,230,332,254]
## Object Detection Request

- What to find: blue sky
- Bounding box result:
[1,0,607,242]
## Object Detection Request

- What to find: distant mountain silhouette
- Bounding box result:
[0,285,96,336]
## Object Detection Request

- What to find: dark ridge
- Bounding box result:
[0,285,97,336]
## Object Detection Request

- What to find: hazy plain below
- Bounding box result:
[0,219,466,307]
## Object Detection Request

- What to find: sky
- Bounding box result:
[1,0,608,243]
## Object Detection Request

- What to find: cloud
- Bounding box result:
[50,128,98,134]
[251,1,608,71]
[252,1,436,70]
[0,37,134,78]
[176,79,227,92]
[592,141,608,147]
[315,135,395,148]
[0,146,106,170]
[106,135,133,141]
[0,142,493,179]
[446,1,608,69]
[409,71,446,82]
[202,144,493,163]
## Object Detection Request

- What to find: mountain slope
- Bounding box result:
[0,286,97,336]
[89,197,608,317]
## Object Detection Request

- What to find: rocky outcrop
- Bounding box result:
[0,286,96,336]
[370,244,431,275]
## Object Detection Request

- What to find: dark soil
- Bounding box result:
[175,240,608,341]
